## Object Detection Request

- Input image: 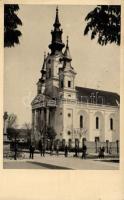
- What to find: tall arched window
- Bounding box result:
[96,117,99,129]
[110,118,113,130]
[80,115,83,128]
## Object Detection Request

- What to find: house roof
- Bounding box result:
[76,86,120,107]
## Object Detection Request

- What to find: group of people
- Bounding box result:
[29,142,106,160]
[98,146,105,159]
[29,142,88,159]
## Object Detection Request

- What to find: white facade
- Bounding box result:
[31,7,120,146]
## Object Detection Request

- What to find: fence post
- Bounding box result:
[95,138,98,153]
[106,140,109,154]
[116,140,119,154]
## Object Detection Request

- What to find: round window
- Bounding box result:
[68,131,71,135]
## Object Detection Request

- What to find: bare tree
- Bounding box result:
[7,113,17,128]
[23,123,32,144]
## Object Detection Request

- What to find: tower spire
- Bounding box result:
[49,6,65,54]
[53,6,60,28]
[66,35,69,48]
[64,36,72,61]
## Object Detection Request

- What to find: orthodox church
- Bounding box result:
[31,7,120,147]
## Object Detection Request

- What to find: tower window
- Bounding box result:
[96,117,99,129]
[67,131,71,135]
[68,81,71,88]
[60,80,63,88]
[80,115,83,128]
[110,118,113,130]
[68,113,71,117]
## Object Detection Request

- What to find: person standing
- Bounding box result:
[98,147,102,158]
[14,139,18,160]
[56,144,59,156]
[74,145,78,157]
[82,144,87,159]
[29,144,32,159]
[42,143,45,157]
[31,144,35,159]
[101,146,105,158]
[29,143,35,159]
[65,145,68,157]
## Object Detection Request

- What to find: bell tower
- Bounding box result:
[59,36,77,100]
[45,7,65,98]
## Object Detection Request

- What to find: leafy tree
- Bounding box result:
[84,5,120,45]
[7,127,19,140]
[4,4,22,47]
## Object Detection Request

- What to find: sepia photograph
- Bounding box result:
[3,4,120,170]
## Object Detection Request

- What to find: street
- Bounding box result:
[3,153,119,170]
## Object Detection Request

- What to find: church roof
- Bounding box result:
[76,86,120,107]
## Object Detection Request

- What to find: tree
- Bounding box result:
[47,126,57,143]
[23,123,32,144]
[7,113,17,128]
[7,127,19,140]
[84,5,120,46]
[4,4,22,47]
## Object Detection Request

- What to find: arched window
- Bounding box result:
[80,115,83,128]
[96,117,99,129]
[67,131,71,135]
[110,118,113,130]
[60,80,63,88]
[68,81,71,88]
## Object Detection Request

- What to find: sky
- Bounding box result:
[4,5,120,127]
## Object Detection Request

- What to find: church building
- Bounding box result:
[31,7,120,148]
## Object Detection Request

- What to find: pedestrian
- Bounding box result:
[29,143,35,159]
[101,146,105,158]
[14,139,18,160]
[31,144,35,159]
[65,145,68,157]
[56,144,59,156]
[74,145,78,157]
[42,143,45,157]
[29,144,32,159]
[82,144,87,159]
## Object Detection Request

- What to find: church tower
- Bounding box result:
[45,7,65,98]
[37,52,46,95]
[59,36,77,100]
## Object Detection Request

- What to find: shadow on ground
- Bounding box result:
[26,161,72,170]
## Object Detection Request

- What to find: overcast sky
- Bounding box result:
[4,5,120,126]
